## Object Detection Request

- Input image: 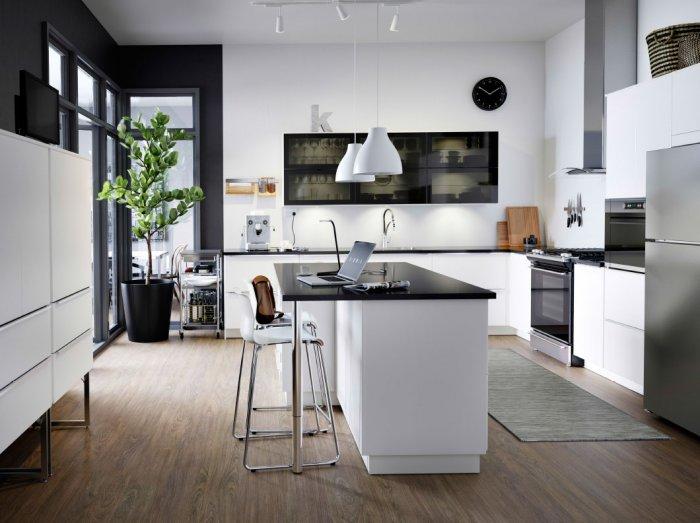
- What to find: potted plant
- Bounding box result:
[98,110,204,342]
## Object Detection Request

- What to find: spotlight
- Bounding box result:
[389,6,399,32]
[336,3,349,21]
[275,6,284,33]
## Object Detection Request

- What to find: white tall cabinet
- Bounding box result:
[0,130,93,481]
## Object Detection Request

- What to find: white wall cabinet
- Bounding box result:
[0,132,50,325]
[50,149,92,301]
[606,76,672,199]
[671,63,700,146]
[573,264,604,369]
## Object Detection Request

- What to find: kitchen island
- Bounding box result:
[275,262,495,474]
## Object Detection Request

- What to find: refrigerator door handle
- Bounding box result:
[652,239,700,246]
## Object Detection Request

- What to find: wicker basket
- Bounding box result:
[647,23,700,78]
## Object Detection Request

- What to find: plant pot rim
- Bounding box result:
[122,279,174,286]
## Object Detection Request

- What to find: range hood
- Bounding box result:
[562,0,637,175]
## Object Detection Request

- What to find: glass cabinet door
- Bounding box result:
[285,171,355,205]
[284,134,355,171]
[390,133,426,170]
[357,171,427,204]
[428,169,498,203]
[427,132,497,169]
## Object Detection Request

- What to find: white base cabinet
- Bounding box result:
[573,264,604,369]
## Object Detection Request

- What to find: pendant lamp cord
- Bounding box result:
[353,0,357,143]
[376,2,379,127]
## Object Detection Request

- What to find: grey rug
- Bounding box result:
[488,349,669,442]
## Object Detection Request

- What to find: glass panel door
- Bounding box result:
[530,267,571,343]
[357,172,427,204]
[284,134,354,171]
[106,135,118,329]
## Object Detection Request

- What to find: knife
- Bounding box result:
[577,193,583,227]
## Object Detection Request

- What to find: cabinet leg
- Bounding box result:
[0,410,52,483]
[52,373,90,429]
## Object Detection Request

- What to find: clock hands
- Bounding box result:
[478,85,503,96]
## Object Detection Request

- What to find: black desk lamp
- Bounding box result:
[318,219,341,276]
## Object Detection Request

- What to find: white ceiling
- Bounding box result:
[83,0,584,46]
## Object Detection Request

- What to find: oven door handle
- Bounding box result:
[531,266,570,276]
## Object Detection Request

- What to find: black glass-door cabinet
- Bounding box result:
[283,132,497,205]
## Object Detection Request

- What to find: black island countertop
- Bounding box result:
[225,246,521,256]
[275,262,497,302]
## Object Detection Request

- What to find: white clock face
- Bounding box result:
[472,77,507,111]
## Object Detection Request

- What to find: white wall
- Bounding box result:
[543,19,605,248]
[637,0,700,82]
[223,42,545,249]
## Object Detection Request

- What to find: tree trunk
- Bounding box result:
[146,235,153,285]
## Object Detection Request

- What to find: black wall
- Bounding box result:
[119,46,223,250]
[0,0,119,132]
[0,2,224,250]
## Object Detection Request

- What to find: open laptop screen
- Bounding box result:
[338,241,375,281]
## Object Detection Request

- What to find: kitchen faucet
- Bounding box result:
[382,208,396,248]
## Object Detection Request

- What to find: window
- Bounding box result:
[47,43,67,96]
[78,65,98,114]
[44,22,126,348]
[107,135,119,329]
[130,95,194,128]
[127,92,200,280]
[106,89,117,126]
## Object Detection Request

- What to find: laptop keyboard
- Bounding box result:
[320,276,346,282]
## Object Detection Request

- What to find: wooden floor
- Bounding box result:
[1,334,698,522]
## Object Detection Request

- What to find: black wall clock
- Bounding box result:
[472,77,507,111]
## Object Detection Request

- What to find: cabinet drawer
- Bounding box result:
[604,269,645,330]
[51,288,92,352]
[0,307,51,391]
[604,320,644,393]
[52,331,93,403]
[0,358,51,454]
[432,253,507,290]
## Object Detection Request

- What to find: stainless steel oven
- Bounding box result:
[605,198,645,270]
[530,265,572,346]
[527,250,583,367]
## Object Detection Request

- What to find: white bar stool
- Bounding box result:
[231,285,339,472]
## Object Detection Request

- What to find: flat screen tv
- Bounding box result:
[16,70,60,145]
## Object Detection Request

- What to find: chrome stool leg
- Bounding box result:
[234,341,327,440]
[242,338,340,472]
[314,342,340,465]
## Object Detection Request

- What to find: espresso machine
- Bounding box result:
[245,214,271,251]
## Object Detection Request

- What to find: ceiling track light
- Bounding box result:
[275,6,285,33]
[389,6,399,32]
[335,2,349,21]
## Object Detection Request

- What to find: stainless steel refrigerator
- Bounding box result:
[645,144,700,435]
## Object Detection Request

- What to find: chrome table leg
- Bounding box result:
[292,301,303,474]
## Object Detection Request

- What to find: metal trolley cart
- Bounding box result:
[178,250,222,339]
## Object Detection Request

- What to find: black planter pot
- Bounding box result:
[121,279,174,343]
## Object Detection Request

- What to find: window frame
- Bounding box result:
[43,22,128,350]
[124,88,202,250]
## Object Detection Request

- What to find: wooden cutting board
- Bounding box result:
[497,221,510,249]
[506,206,540,250]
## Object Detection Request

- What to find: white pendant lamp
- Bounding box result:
[336,1,375,183]
[353,3,402,177]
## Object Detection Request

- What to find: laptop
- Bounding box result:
[297,241,375,287]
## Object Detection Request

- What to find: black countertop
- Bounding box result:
[225,246,521,255]
[275,262,497,302]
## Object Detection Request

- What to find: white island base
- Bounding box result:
[335,298,488,474]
